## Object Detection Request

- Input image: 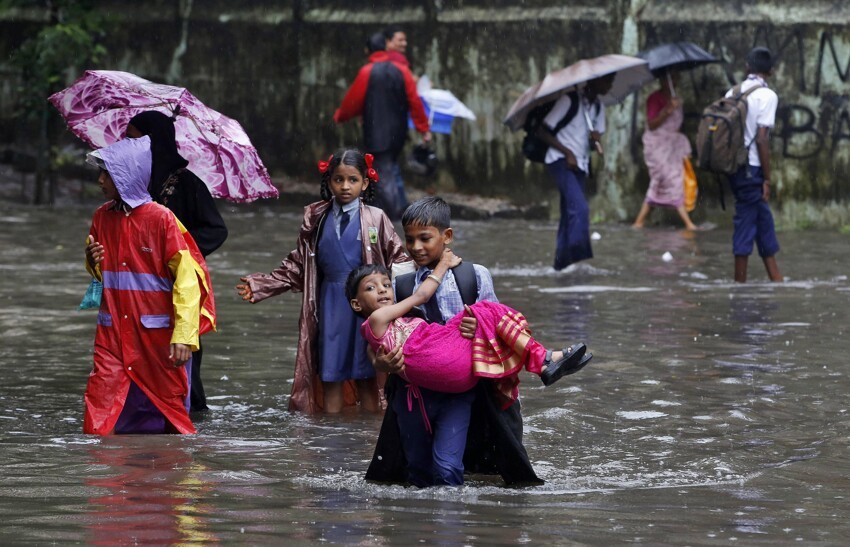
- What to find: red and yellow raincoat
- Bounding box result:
[83,137,215,435]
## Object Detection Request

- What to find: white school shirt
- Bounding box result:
[725,75,778,167]
[542,92,606,173]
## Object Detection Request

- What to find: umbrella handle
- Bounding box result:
[667,72,676,98]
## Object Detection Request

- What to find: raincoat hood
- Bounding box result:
[89,136,153,209]
[128,110,190,192]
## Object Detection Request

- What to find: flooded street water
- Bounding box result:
[1,200,849,544]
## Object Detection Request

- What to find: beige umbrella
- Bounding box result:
[504,54,654,131]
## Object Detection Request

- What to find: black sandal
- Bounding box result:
[540,343,590,386]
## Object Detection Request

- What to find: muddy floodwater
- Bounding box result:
[1,200,849,544]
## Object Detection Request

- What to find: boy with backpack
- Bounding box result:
[533,75,613,271]
[723,47,783,283]
[367,197,543,487]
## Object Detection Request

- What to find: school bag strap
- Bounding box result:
[394,261,479,315]
[521,90,580,163]
[543,90,580,136]
[735,83,765,150]
[394,271,416,303]
[451,261,479,306]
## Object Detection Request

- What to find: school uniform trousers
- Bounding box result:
[545,159,593,271]
[728,165,780,258]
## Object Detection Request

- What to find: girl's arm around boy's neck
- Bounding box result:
[367,250,462,337]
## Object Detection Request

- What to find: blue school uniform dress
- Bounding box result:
[316,201,374,382]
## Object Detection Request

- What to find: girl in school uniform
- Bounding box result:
[236,148,410,413]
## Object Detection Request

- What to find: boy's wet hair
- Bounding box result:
[401,196,451,230]
[746,47,774,74]
[320,147,377,202]
[366,32,385,53]
[345,263,390,306]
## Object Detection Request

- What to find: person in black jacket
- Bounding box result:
[126,110,228,411]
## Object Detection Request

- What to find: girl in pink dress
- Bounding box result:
[632,70,698,230]
[346,251,591,408]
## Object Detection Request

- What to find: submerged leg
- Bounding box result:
[762,255,782,282]
[632,202,651,228]
[355,377,380,413]
[734,255,749,283]
[323,381,344,414]
[676,205,698,231]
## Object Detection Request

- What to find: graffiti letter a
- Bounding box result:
[780,105,822,160]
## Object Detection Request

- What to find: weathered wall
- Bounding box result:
[2,0,850,225]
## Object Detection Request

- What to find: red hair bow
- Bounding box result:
[364,153,379,182]
[318,155,333,174]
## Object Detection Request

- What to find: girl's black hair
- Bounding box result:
[319,147,377,202]
[345,263,390,307]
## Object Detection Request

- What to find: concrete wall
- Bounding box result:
[2,0,850,225]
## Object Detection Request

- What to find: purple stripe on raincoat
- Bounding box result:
[97,136,153,209]
[102,270,172,292]
[140,314,171,328]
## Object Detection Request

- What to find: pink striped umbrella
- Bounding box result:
[49,70,278,203]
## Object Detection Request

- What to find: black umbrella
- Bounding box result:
[637,42,719,97]
[637,42,719,74]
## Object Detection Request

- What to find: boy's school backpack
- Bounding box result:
[394,261,478,322]
[696,83,763,175]
[521,91,580,163]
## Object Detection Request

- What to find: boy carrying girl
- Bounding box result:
[367,197,544,487]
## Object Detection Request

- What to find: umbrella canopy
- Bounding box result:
[504,54,653,131]
[49,70,278,203]
[637,42,719,74]
[410,75,476,134]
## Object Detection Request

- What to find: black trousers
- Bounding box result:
[190,342,207,411]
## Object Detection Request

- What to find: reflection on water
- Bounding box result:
[85,438,216,545]
[1,202,850,543]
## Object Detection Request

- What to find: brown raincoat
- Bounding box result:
[244,200,410,413]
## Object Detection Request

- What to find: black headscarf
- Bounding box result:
[128,110,189,194]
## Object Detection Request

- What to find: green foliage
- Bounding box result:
[5,0,106,116]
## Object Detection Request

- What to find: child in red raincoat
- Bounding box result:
[83,136,215,435]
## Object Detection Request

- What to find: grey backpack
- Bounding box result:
[696,83,762,175]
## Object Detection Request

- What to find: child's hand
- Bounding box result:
[565,150,579,170]
[85,235,104,269]
[236,277,255,303]
[372,345,404,374]
[590,131,604,155]
[459,304,477,339]
[169,343,191,366]
[440,249,462,269]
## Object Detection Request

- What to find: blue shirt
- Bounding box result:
[332,199,360,238]
[409,263,498,321]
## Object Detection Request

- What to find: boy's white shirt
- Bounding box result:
[726,75,778,167]
[542,92,606,172]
